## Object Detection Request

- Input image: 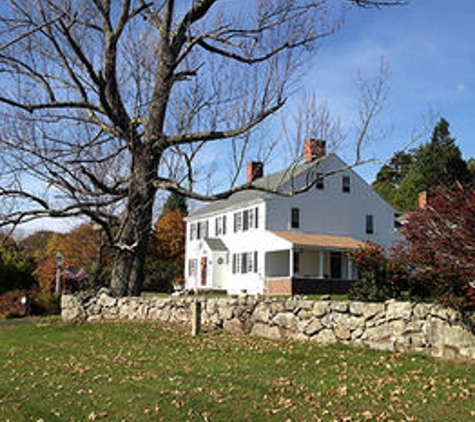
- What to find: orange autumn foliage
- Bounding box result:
[34,257,81,293]
[152,210,186,262]
[44,224,99,268]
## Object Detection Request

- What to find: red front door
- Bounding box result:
[200,257,208,286]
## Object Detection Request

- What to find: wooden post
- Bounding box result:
[191,300,202,336]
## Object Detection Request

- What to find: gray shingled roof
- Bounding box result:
[204,237,228,252]
[189,156,331,219]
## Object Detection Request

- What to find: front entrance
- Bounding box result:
[200,257,208,286]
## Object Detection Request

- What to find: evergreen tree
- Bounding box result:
[373,150,413,206]
[0,240,36,294]
[161,192,188,217]
[467,158,475,184]
[374,118,471,211]
[412,118,470,192]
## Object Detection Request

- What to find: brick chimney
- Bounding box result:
[247,161,264,183]
[418,191,429,209]
[304,139,326,163]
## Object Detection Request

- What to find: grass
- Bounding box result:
[1,320,474,422]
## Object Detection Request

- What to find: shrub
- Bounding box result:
[143,258,183,293]
[348,241,404,302]
[0,242,37,295]
[0,291,30,319]
[30,289,60,316]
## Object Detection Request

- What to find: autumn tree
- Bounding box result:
[44,224,105,269]
[145,192,186,291]
[0,0,404,296]
[19,231,57,263]
[400,184,475,309]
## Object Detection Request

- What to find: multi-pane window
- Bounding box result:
[366,214,374,234]
[243,210,249,231]
[190,223,197,240]
[188,259,197,276]
[233,207,259,232]
[197,220,208,239]
[291,207,300,229]
[215,215,227,236]
[232,251,258,274]
[234,212,242,232]
[342,175,351,193]
[190,220,209,240]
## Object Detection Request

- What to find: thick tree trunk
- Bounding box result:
[110,147,158,296]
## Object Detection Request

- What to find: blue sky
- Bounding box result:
[7,0,475,235]
[299,0,475,182]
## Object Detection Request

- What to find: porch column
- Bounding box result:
[289,249,294,277]
[347,257,353,281]
[318,251,324,279]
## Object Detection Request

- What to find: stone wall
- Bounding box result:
[61,289,475,360]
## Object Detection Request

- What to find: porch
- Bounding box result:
[265,276,351,296]
[264,231,362,296]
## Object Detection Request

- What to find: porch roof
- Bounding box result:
[204,237,228,252]
[271,231,364,250]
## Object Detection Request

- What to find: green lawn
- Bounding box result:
[1,320,474,422]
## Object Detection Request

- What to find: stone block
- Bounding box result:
[321,313,333,329]
[332,313,364,331]
[361,303,384,321]
[97,293,117,308]
[61,295,86,323]
[413,303,431,320]
[349,302,365,316]
[334,327,351,341]
[311,328,336,344]
[303,318,323,336]
[386,301,413,321]
[251,303,272,324]
[224,318,244,334]
[313,301,329,318]
[430,306,461,324]
[330,302,349,313]
[272,312,299,331]
[251,323,281,340]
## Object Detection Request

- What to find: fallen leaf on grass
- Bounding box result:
[87,411,108,420]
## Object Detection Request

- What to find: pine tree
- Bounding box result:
[374,118,471,211]
[161,192,188,217]
[373,150,413,206]
[414,118,470,191]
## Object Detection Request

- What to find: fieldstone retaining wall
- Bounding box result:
[61,289,475,360]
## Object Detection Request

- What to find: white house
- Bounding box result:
[184,139,399,295]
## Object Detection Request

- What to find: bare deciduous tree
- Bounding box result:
[0,0,405,296]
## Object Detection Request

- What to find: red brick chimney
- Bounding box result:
[304,139,326,163]
[418,191,429,209]
[247,161,264,183]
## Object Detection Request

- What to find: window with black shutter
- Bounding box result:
[291,207,300,229]
[366,214,374,234]
[342,175,351,193]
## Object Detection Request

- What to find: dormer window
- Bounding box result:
[342,175,351,193]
